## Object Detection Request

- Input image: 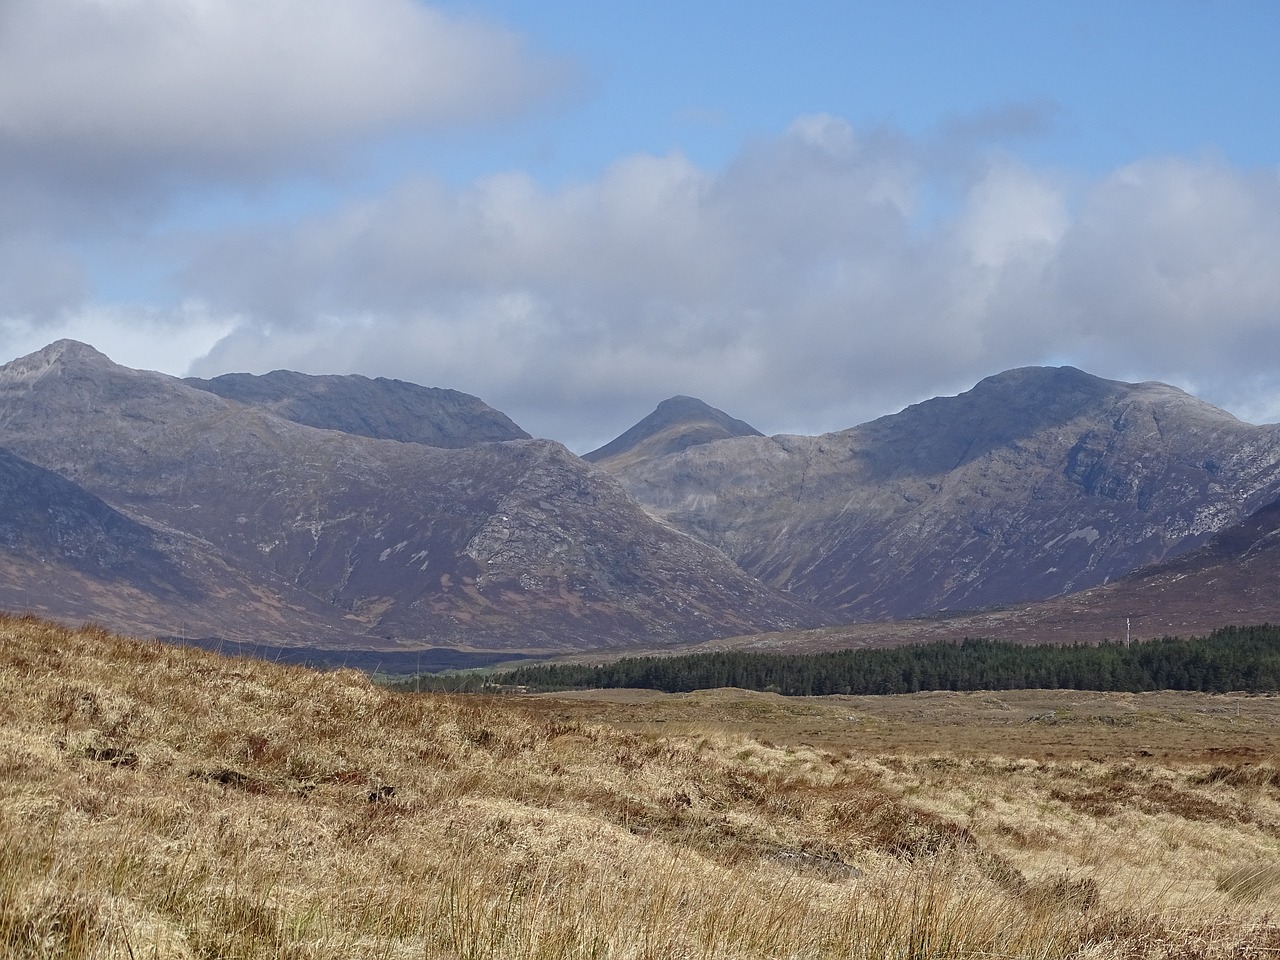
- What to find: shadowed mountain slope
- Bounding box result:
[684,492,1280,655]
[0,445,193,595]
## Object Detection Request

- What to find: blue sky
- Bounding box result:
[435,1,1277,180]
[1,0,1279,450]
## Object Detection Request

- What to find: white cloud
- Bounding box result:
[0,0,570,178]
[0,0,572,323]
[1,301,237,376]
[1050,157,1280,340]
[181,128,1280,447]
[955,158,1068,269]
[4,47,1278,450]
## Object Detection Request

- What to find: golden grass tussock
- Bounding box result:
[1,612,1279,958]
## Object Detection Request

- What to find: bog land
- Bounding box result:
[2,613,1279,958]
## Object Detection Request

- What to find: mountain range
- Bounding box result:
[0,341,820,658]
[595,366,1280,619]
[2,339,1278,660]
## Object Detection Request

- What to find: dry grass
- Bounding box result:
[2,613,1279,958]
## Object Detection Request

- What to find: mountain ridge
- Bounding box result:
[594,365,1280,621]
[4,342,1280,657]
[184,369,530,447]
[0,341,825,651]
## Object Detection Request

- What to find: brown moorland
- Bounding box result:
[2,612,1279,958]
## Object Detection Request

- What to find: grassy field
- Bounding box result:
[2,614,1279,958]
[519,685,1280,763]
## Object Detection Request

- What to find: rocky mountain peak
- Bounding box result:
[0,339,116,382]
[840,365,1242,482]
[972,363,1111,393]
[655,394,737,417]
[0,341,825,651]
[864,365,1126,439]
[584,395,763,466]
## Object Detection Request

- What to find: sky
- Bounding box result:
[1,0,1279,452]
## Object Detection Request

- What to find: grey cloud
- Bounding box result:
[0,236,88,321]
[190,116,917,316]
[0,0,572,182]
[176,126,1280,447]
[937,100,1061,148]
[1037,158,1280,395]
[0,0,572,325]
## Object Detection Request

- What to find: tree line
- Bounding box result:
[392,625,1280,696]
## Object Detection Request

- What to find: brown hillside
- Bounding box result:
[2,614,1279,957]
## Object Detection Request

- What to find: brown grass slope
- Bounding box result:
[2,614,1280,958]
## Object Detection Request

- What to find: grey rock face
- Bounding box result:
[598,366,1280,620]
[0,340,824,649]
[184,369,530,447]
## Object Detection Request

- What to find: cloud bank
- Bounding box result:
[182,117,1280,447]
[0,0,565,176]
[0,0,570,322]
[2,3,1278,450]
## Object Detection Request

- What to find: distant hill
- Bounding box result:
[185,369,530,447]
[583,395,763,468]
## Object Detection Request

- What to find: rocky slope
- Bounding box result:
[184,369,530,446]
[0,341,824,651]
[0,444,359,647]
[597,367,1280,621]
[1038,491,1280,641]
[7,343,1280,657]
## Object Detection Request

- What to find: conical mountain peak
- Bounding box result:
[0,339,118,381]
[584,396,763,466]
